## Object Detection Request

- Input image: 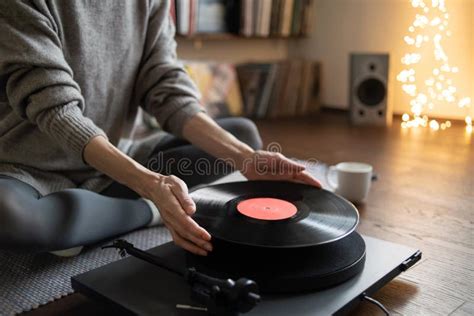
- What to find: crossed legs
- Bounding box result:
[0,118,262,252]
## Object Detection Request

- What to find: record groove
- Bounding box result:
[191,181,359,248]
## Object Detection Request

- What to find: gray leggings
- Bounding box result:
[0,117,262,252]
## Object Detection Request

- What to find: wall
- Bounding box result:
[289,0,474,120]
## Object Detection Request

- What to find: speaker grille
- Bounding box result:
[356,78,386,106]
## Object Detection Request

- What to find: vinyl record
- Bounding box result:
[190,181,359,248]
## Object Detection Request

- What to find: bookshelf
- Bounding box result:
[172,0,321,119]
[174,0,313,62]
[172,0,313,39]
[176,33,309,41]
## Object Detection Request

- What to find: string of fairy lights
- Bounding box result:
[397,0,472,133]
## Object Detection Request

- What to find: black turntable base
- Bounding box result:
[72,236,420,315]
[187,231,366,293]
[72,181,421,315]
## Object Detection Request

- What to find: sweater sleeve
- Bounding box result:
[0,1,106,157]
[134,0,204,137]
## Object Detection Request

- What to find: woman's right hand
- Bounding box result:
[83,136,212,255]
[138,173,212,256]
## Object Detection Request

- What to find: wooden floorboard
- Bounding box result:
[255,113,473,315]
[25,112,473,315]
[353,278,465,316]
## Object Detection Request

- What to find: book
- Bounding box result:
[291,0,303,36]
[295,60,306,115]
[280,0,294,36]
[298,60,313,115]
[272,60,291,117]
[257,0,273,37]
[252,1,260,36]
[189,0,198,35]
[240,0,254,36]
[309,62,322,114]
[236,64,268,116]
[170,0,176,26]
[176,0,190,35]
[286,59,303,116]
[257,63,278,118]
[254,64,272,116]
[184,62,244,118]
[225,0,241,34]
[270,0,282,36]
[267,61,286,117]
[197,0,227,33]
[300,0,314,35]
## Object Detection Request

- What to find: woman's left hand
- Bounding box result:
[240,150,322,188]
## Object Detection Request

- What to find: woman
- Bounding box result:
[0,0,320,256]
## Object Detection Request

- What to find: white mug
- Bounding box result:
[326,162,373,203]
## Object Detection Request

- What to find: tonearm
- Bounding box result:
[103,239,260,315]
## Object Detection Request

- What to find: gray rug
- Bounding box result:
[0,227,172,316]
[0,162,329,316]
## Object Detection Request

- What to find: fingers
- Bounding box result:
[167,215,212,254]
[169,228,208,256]
[162,198,212,254]
[149,174,212,255]
[266,169,322,188]
[275,153,305,173]
[162,194,210,240]
[168,175,196,215]
[284,160,306,172]
[294,170,322,188]
[161,187,212,251]
[173,214,212,244]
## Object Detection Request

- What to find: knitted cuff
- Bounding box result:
[154,98,205,137]
[43,102,108,159]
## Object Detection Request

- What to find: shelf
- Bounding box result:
[175,33,308,40]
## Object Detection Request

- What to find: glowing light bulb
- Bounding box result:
[458,97,471,108]
[430,120,440,130]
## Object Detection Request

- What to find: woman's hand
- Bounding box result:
[138,173,212,256]
[240,150,322,188]
[83,136,212,256]
[180,113,320,188]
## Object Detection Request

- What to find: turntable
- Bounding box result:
[72,181,421,315]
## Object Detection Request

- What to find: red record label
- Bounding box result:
[236,198,297,220]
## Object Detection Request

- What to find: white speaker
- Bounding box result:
[349,53,392,126]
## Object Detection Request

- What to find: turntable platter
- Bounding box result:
[191,181,359,248]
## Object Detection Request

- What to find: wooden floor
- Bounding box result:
[27,112,473,316]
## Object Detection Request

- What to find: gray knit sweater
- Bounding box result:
[0,0,203,195]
